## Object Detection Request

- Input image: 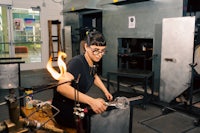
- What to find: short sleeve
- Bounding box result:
[67,57,83,80]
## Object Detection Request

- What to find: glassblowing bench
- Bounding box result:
[20,106,76,133]
[107,69,154,105]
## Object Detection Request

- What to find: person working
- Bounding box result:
[52,30,113,130]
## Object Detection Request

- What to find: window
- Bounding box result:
[12,8,42,63]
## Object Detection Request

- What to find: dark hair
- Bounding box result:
[85,31,106,46]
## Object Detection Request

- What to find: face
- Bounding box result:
[86,45,106,62]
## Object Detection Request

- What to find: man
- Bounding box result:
[52,31,113,130]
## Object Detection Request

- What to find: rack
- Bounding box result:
[48,20,62,61]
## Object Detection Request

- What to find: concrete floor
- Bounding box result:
[0,69,200,133]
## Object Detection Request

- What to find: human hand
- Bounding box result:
[89,98,107,114]
[104,91,113,101]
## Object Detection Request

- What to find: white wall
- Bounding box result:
[1,0,64,70]
[0,0,12,5]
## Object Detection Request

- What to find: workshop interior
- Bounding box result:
[1,0,200,132]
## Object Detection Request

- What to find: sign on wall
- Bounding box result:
[14,18,24,31]
[128,16,135,28]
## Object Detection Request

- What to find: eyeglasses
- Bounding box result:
[89,47,107,55]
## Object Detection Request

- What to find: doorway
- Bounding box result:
[0,5,42,63]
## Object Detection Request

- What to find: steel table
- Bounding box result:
[107,70,154,104]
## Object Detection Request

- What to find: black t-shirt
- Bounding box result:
[52,54,95,128]
[68,54,94,93]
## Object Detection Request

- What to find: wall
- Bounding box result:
[63,0,183,92]
[64,13,80,56]
[0,0,12,5]
[101,0,183,91]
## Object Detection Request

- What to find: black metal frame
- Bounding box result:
[106,70,154,133]
[107,70,154,104]
[188,63,200,108]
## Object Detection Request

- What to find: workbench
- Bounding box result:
[21,106,76,133]
[21,104,135,133]
[107,69,154,105]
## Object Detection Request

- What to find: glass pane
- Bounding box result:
[12,8,42,63]
[0,6,10,58]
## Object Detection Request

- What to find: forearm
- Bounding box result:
[56,81,94,105]
[94,75,109,94]
[57,78,108,114]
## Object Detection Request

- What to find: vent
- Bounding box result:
[63,0,101,13]
[98,0,150,6]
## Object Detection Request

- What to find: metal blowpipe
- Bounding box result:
[105,97,129,109]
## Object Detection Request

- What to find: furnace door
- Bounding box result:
[159,16,195,103]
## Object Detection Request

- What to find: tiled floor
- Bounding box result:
[1,69,200,133]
